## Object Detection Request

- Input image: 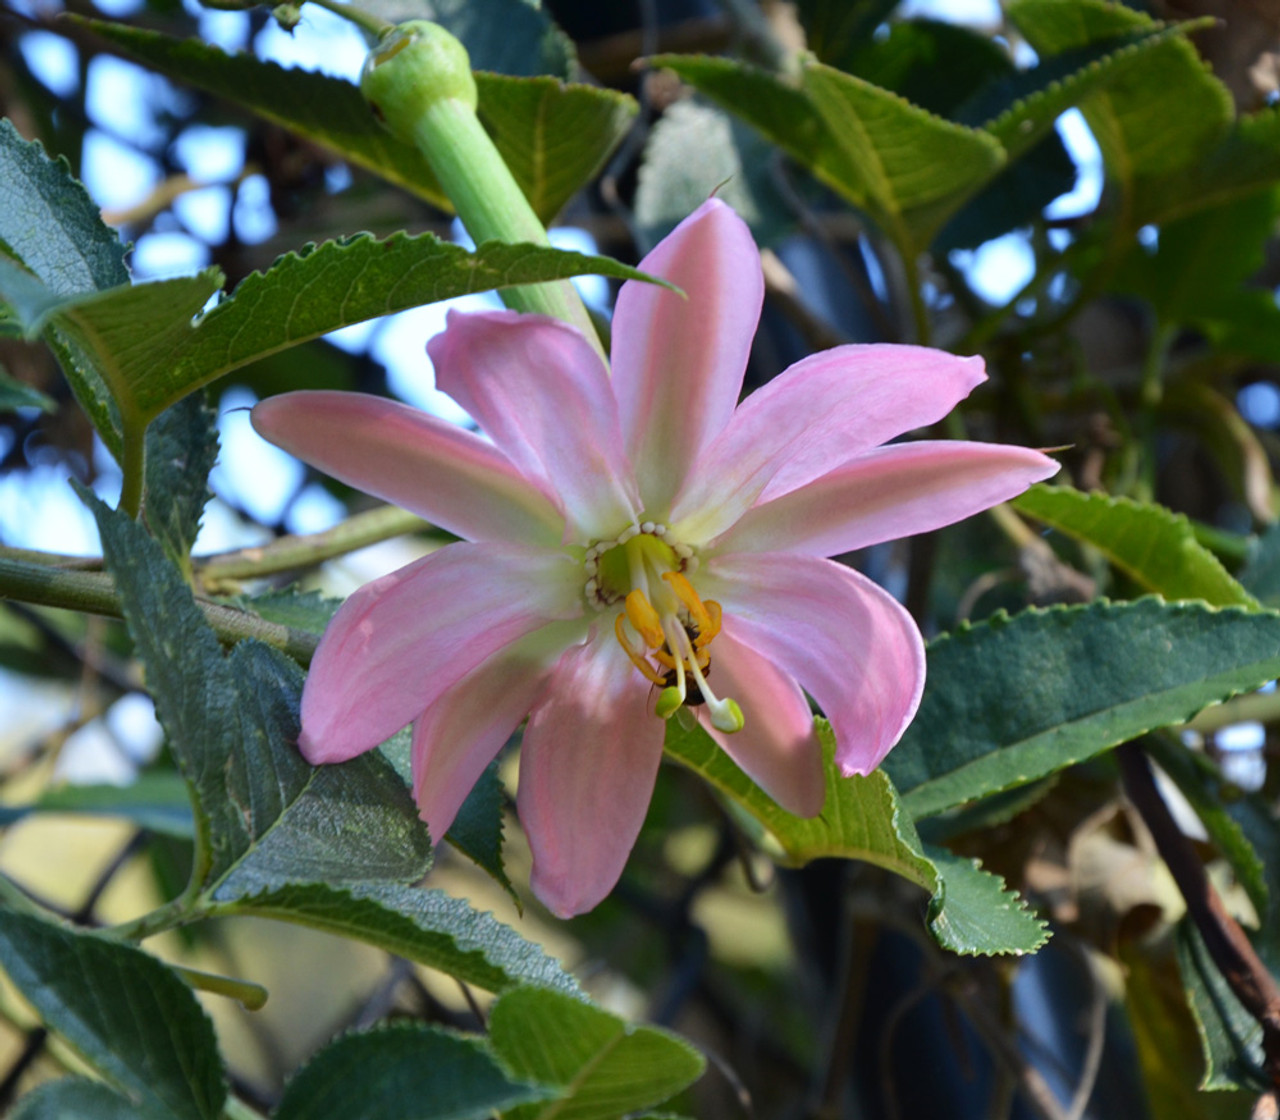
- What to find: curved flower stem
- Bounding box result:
[171,965,268,1011]
[306,0,392,36]
[0,557,319,665]
[197,505,439,586]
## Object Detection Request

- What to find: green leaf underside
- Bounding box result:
[0,910,225,1119]
[74,19,633,224]
[229,881,581,996]
[0,771,195,838]
[10,1078,151,1120]
[664,719,1048,956]
[245,588,343,636]
[273,1023,553,1120]
[885,599,1280,819]
[1012,485,1257,607]
[86,491,433,899]
[0,234,665,434]
[1176,921,1269,1091]
[489,987,705,1120]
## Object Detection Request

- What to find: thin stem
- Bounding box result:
[1136,321,1176,500]
[105,893,210,942]
[901,251,931,347]
[306,0,392,36]
[119,421,146,520]
[0,557,319,664]
[172,966,268,1011]
[198,505,437,585]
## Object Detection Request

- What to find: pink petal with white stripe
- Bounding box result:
[251,391,563,546]
[428,309,641,541]
[612,199,764,517]
[518,633,665,917]
[671,346,987,543]
[703,552,925,777]
[701,629,825,817]
[714,441,1059,557]
[299,542,584,765]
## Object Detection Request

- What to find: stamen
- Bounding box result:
[624,590,665,649]
[615,613,667,686]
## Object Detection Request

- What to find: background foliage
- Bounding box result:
[2,0,1280,1116]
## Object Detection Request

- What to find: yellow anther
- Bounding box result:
[614,613,667,686]
[695,600,722,649]
[624,590,665,649]
[662,571,712,633]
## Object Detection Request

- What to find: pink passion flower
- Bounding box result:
[250,200,1058,917]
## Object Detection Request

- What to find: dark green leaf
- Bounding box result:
[275,1022,553,1120]
[368,0,574,78]
[245,588,343,636]
[796,0,899,72]
[1011,485,1257,607]
[1240,522,1280,607]
[1175,921,1268,1091]
[228,880,582,996]
[664,719,1048,956]
[0,771,194,839]
[0,909,225,1119]
[0,118,128,295]
[489,987,704,1120]
[86,491,433,899]
[446,760,516,903]
[885,599,1280,819]
[143,394,219,567]
[10,1078,149,1120]
[74,21,633,224]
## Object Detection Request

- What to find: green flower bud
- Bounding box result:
[360,20,477,142]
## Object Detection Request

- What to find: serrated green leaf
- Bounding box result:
[1175,921,1269,1091]
[0,233,662,440]
[0,118,128,295]
[664,720,1048,956]
[143,394,219,567]
[275,1022,554,1120]
[0,771,194,838]
[86,491,433,900]
[1008,0,1231,208]
[227,880,581,996]
[366,0,574,78]
[885,599,1280,819]
[446,760,516,903]
[245,588,343,636]
[75,21,632,224]
[0,909,225,1119]
[0,368,56,413]
[1013,485,1257,606]
[489,987,704,1120]
[10,1078,148,1120]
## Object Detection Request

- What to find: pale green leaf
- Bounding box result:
[227,881,582,996]
[489,987,704,1120]
[10,1079,150,1120]
[274,1023,554,1120]
[1012,485,1257,607]
[0,771,194,838]
[0,910,225,1119]
[884,599,1280,819]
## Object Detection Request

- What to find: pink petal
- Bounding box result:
[299,542,585,764]
[702,552,925,776]
[700,630,825,817]
[410,623,580,843]
[428,310,641,542]
[517,633,665,917]
[670,346,988,543]
[612,199,764,517]
[251,391,563,546]
[713,441,1059,557]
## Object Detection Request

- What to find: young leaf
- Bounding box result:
[10,1078,152,1120]
[74,21,632,224]
[85,491,433,900]
[488,987,705,1120]
[664,719,1049,956]
[884,599,1280,819]
[274,1023,554,1120]
[0,909,225,1119]
[1012,485,1257,607]
[225,881,582,996]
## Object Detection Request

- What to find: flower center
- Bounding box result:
[584,527,743,734]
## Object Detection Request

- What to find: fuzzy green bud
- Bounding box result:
[360,20,477,143]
